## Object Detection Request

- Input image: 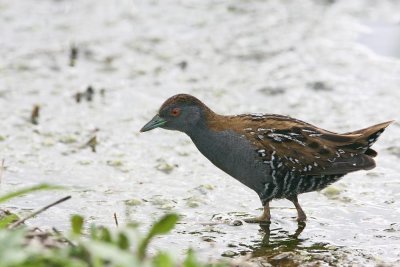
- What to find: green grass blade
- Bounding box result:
[138,213,178,260]
[71,215,84,236]
[0,184,64,204]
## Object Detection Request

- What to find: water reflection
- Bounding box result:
[253,222,307,255]
[248,222,335,265]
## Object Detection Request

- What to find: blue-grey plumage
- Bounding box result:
[140,94,393,222]
[188,128,271,198]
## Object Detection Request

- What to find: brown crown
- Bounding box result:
[159,94,213,113]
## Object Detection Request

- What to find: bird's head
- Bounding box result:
[140,94,212,134]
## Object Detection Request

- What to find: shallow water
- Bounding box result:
[1,0,400,265]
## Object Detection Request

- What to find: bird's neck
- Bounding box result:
[185,112,226,137]
[186,121,230,170]
[185,113,241,166]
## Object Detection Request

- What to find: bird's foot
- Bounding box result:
[244,216,271,224]
[245,204,271,224]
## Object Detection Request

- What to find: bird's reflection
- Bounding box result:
[254,221,306,252]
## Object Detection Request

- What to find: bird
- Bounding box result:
[140,94,392,223]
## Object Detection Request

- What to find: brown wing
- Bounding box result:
[208,114,392,176]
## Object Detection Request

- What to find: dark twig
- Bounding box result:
[69,45,78,67]
[52,227,75,247]
[8,196,72,229]
[79,135,98,152]
[30,105,40,125]
[85,86,94,101]
[84,136,97,152]
[113,212,119,227]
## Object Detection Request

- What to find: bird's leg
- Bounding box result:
[287,195,307,222]
[244,202,271,223]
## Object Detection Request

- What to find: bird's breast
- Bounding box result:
[188,128,270,192]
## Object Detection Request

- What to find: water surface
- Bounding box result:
[0,0,399,265]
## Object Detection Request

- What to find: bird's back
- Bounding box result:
[202,113,392,202]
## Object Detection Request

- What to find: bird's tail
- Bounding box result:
[341,120,394,157]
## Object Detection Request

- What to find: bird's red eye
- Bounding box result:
[171,107,181,117]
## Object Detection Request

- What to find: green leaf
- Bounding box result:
[99,227,112,243]
[89,224,97,240]
[0,229,28,266]
[0,184,64,203]
[83,240,139,267]
[71,214,84,235]
[117,232,129,250]
[183,249,198,267]
[138,213,178,260]
[0,214,19,229]
[148,213,179,237]
[153,251,174,267]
